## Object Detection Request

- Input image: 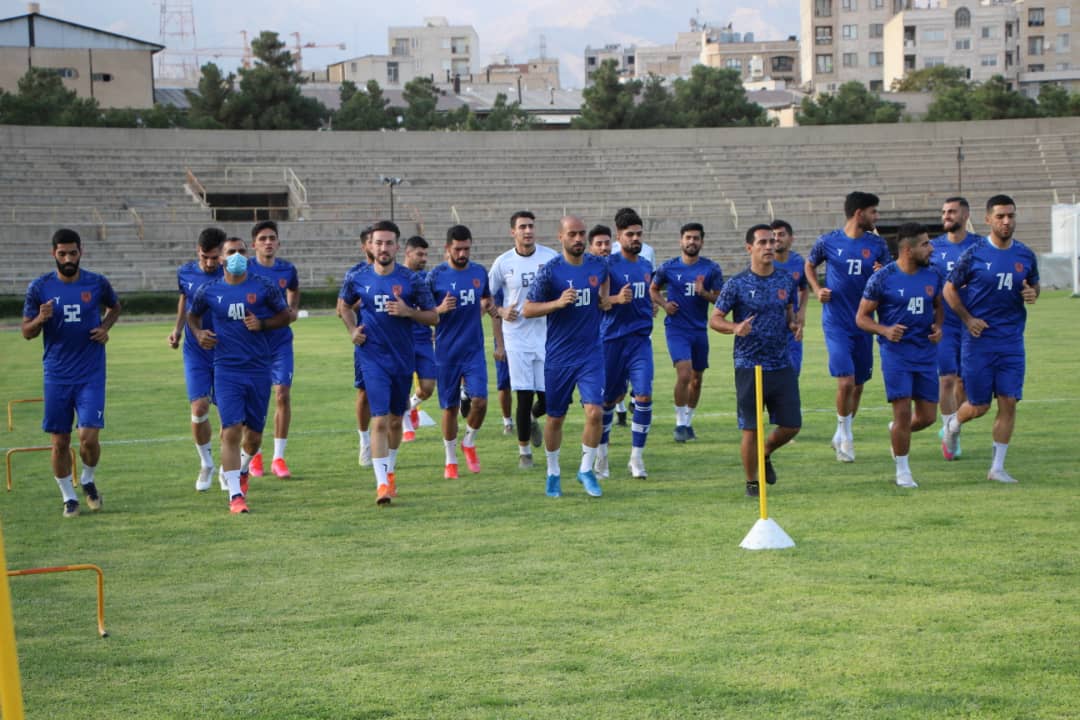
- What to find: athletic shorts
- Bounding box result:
[215,369,272,433]
[414,340,437,380]
[603,334,653,404]
[508,348,545,392]
[545,361,604,418]
[961,344,1025,406]
[495,354,510,391]
[437,352,488,409]
[936,324,964,377]
[361,362,412,417]
[353,346,365,390]
[735,366,801,431]
[269,337,294,387]
[824,327,874,385]
[665,328,709,371]
[788,338,803,376]
[183,346,215,403]
[43,378,106,434]
[881,353,939,403]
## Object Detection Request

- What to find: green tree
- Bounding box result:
[398,76,440,130]
[970,75,1039,119]
[479,92,532,130]
[890,65,970,92]
[573,59,639,129]
[99,105,187,128]
[335,80,393,130]
[186,62,234,129]
[225,31,327,130]
[924,85,974,121]
[1036,83,1074,116]
[673,65,767,127]
[0,67,100,126]
[797,81,902,125]
[629,74,678,128]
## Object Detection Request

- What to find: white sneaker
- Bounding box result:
[628,456,648,479]
[593,449,610,479]
[503,422,515,436]
[837,439,855,463]
[942,420,961,460]
[218,466,228,491]
[196,465,214,492]
[895,471,918,488]
[987,468,1018,484]
[359,442,372,467]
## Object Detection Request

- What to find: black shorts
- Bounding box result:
[735,366,801,430]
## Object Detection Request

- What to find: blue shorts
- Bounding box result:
[353,346,365,390]
[43,379,106,434]
[735,366,801,431]
[665,328,709,371]
[362,362,411,417]
[936,325,964,377]
[437,353,488,409]
[215,370,271,433]
[495,357,510,391]
[546,361,604,418]
[414,340,437,380]
[269,337,294,387]
[962,344,1025,406]
[183,347,215,402]
[824,328,874,385]
[881,353,939,403]
[788,339,803,376]
[603,334,653,404]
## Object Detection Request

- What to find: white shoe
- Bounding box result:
[359,443,372,467]
[593,449,610,479]
[503,422,515,436]
[196,465,214,492]
[836,439,855,463]
[218,466,228,491]
[895,471,918,488]
[987,468,1018,484]
[628,456,647,479]
[942,420,961,460]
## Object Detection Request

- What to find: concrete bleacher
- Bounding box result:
[1,118,1078,295]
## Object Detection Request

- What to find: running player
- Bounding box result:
[168,228,225,491]
[246,220,299,478]
[856,223,944,488]
[491,288,514,435]
[943,195,1039,483]
[650,222,724,442]
[805,191,890,462]
[338,226,374,465]
[770,220,808,374]
[401,235,437,442]
[22,229,121,518]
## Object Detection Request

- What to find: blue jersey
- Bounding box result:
[177,261,223,361]
[339,261,367,300]
[24,269,119,384]
[428,261,491,362]
[247,257,298,346]
[339,263,436,376]
[947,238,1039,345]
[931,232,981,330]
[652,256,724,335]
[190,274,288,372]
[807,229,890,334]
[773,251,808,313]
[527,254,608,367]
[862,262,944,367]
[601,253,653,342]
[410,270,435,348]
[716,268,794,370]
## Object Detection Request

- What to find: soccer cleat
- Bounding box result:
[530,420,543,448]
[594,449,610,479]
[376,483,392,505]
[229,495,249,514]
[249,453,264,477]
[745,482,760,498]
[359,443,372,467]
[673,425,689,443]
[832,436,855,463]
[444,463,459,480]
[895,472,918,488]
[402,430,416,443]
[686,425,698,441]
[218,466,228,491]
[463,446,481,473]
[239,471,249,496]
[503,422,515,436]
[459,395,471,419]
[518,453,534,470]
[387,472,398,497]
[577,470,603,497]
[271,458,291,478]
[616,410,628,427]
[628,457,647,480]
[63,499,80,518]
[987,468,1018,484]
[410,407,420,429]
[545,474,562,498]
[763,457,776,485]
[942,422,961,461]
[82,482,103,511]
[196,465,214,492]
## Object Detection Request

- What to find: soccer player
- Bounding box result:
[168,228,225,491]
[588,223,632,427]
[246,220,299,478]
[931,197,981,458]
[524,215,614,498]
[770,220,808,374]
[942,195,1039,483]
[599,208,655,479]
[650,222,724,442]
[805,191,890,462]
[428,225,492,478]
[338,226,375,466]
[710,225,801,498]
[856,223,944,488]
[188,237,290,514]
[490,288,514,435]
[588,224,613,257]
[612,228,656,267]
[339,220,437,504]
[401,235,437,442]
[488,210,559,469]
[22,229,121,518]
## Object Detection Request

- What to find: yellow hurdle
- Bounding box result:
[0,522,26,720]
[6,564,108,638]
[6,447,79,492]
[6,397,43,432]
[755,365,768,521]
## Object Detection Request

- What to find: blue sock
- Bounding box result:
[601,406,614,445]
[631,401,652,448]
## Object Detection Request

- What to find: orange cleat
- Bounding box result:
[376,482,392,505]
[388,472,398,498]
[239,471,249,496]
[229,495,249,514]
[463,446,481,473]
[271,457,291,478]
[249,453,264,477]
[444,463,459,479]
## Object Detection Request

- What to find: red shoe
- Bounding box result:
[376,483,392,505]
[239,471,249,496]
[463,446,481,473]
[229,495,249,514]
[410,407,420,428]
[388,472,398,498]
[402,430,416,443]
[271,457,291,478]
[249,453,264,477]
[444,463,459,479]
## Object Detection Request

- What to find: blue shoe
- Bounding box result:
[577,470,603,497]
[673,425,689,443]
[545,474,561,498]
[686,425,697,441]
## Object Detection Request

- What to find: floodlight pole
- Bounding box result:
[957,140,964,194]
[379,175,403,221]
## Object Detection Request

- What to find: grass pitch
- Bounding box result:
[1,294,1078,719]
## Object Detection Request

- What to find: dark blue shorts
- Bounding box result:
[183,347,214,402]
[353,346,365,390]
[362,362,412,417]
[437,352,488,409]
[546,361,604,418]
[268,335,294,387]
[824,328,874,384]
[603,334,653,404]
[215,370,271,433]
[495,357,510,391]
[665,328,709,371]
[414,340,437,380]
[936,325,964,377]
[736,366,801,431]
[881,353,939,403]
[962,344,1024,406]
[43,379,106,434]
[787,338,803,376]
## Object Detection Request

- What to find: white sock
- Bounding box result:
[616,401,627,413]
[580,444,597,473]
[942,412,954,430]
[991,442,1008,472]
[402,412,415,433]
[675,405,688,426]
[225,469,243,497]
[841,414,853,435]
[463,424,479,448]
[503,416,513,427]
[687,407,696,425]
[273,438,287,461]
[545,449,560,476]
[55,475,77,502]
[80,463,96,486]
[519,444,531,456]
[196,442,213,468]
[947,416,962,434]
[240,450,253,473]
[409,394,421,411]
[373,457,389,487]
[444,439,458,465]
[895,454,911,474]
[359,430,370,447]
[630,446,644,462]
[597,442,608,459]
[388,448,398,473]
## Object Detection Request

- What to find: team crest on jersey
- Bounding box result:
[792,271,801,280]
[861,248,872,259]
[392,285,403,296]
[1014,262,1024,273]
[925,285,935,297]
[246,293,257,303]
[777,288,788,300]
[645,272,651,283]
[472,278,481,288]
[80,291,91,302]
[278,278,287,288]
[588,275,599,287]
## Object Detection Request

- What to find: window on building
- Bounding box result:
[451,37,469,54]
[91,72,113,82]
[392,38,409,56]
[955,7,971,28]
[387,62,399,84]
[869,51,884,66]
[1006,51,1013,66]
[923,28,945,42]
[1057,8,1071,26]
[815,0,832,18]
[1029,36,1045,55]
[587,56,596,66]
[47,67,78,78]
[956,38,971,50]
[725,58,742,70]
[843,25,858,40]
[772,56,794,73]
[816,53,834,73]
[981,25,998,39]
[1057,33,1070,52]
[842,0,856,11]
[1057,62,1072,70]
[1028,63,1045,72]
[904,55,916,71]
[627,55,635,65]
[870,23,884,38]
[869,80,883,91]
[871,0,884,8]
[925,56,946,67]
[816,26,833,44]
[350,62,357,72]
[1029,8,1045,27]
[843,52,858,67]
[981,54,998,66]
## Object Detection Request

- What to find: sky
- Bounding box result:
[8,0,799,88]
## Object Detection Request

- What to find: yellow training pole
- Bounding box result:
[755,365,768,520]
[0,522,26,719]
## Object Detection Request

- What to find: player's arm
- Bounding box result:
[21,289,53,340]
[186,309,217,349]
[805,258,830,302]
[286,287,300,323]
[709,306,753,336]
[694,272,721,303]
[522,288,574,318]
[929,292,943,343]
[855,297,903,342]
[1021,278,1039,304]
[89,299,122,344]
[168,295,186,348]
[943,281,986,337]
[650,275,677,315]
[250,308,291,332]
[492,315,506,362]
[796,285,809,327]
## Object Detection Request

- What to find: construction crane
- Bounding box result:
[289,32,345,73]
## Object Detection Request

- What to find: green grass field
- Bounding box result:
[1,294,1078,719]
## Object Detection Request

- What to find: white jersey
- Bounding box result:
[611,240,656,268]
[489,244,559,354]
